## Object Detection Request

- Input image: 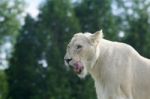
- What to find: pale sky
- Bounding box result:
[25,0,44,18]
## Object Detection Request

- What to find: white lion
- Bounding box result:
[64,30,150,99]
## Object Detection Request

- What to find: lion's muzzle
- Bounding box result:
[64,58,72,64]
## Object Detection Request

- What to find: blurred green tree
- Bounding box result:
[5,15,50,99]
[115,0,150,57]
[75,0,118,40]
[6,15,37,99]
[126,0,150,58]
[0,0,24,44]
[0,71,8,99]
[0,0,24,99]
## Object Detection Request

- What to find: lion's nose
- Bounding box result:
[65,58,72,64]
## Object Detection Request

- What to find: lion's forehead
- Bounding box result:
[84,32,92,37]
[68,33,91,47]
[74,32,92,37]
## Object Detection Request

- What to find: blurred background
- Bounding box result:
[0,0,150,99]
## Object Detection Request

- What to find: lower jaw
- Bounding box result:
[74,68,83,74]
[77,72,87,78]
[75,71,82,74]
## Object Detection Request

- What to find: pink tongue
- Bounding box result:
[74,62,83,73]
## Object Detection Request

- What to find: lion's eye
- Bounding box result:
[76,45,82,49]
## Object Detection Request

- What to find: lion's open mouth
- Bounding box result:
[73,62,84,74]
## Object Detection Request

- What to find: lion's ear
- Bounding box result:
[90,29,103,44]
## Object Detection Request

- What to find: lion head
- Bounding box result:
[64,30,103,78]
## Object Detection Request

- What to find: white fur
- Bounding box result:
[65,31,150,99]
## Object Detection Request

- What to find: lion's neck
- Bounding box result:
[90,39,112,81]
[89,39,115,99]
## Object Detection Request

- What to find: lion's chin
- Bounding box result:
[77,69,88,79]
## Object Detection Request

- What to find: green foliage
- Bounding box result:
[75,0,118,40]
[6,16,37,99]
[0,71,8,99]
[116,0,150,57]
[6,15,51,99]
[0,0,24,44]
[0,0,24,99]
